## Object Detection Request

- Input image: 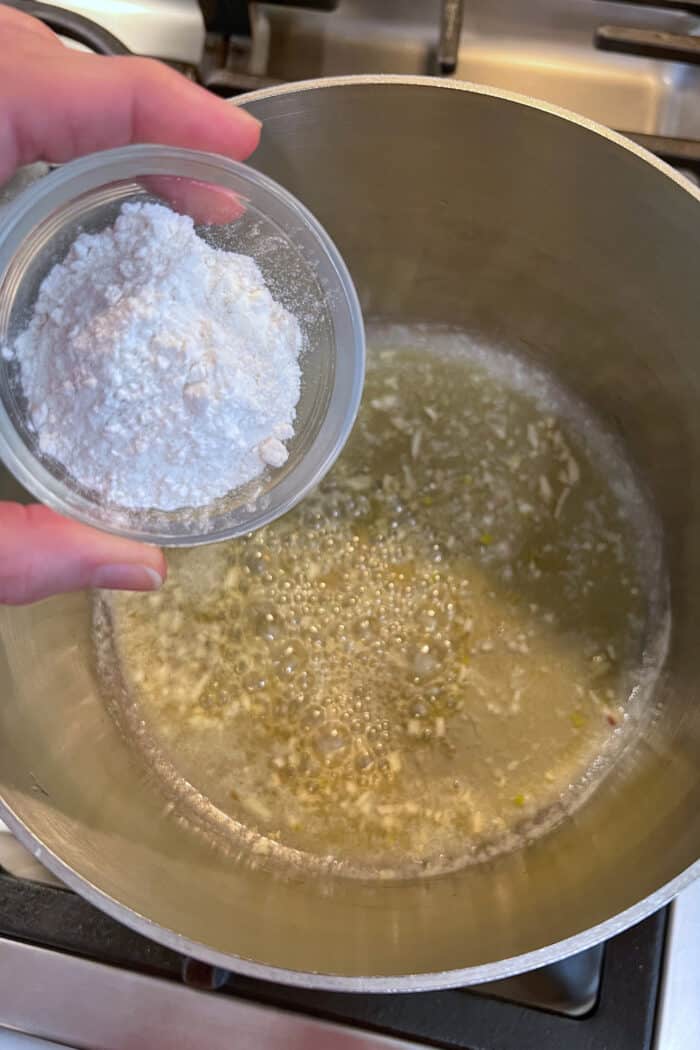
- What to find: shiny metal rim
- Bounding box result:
[2,792,699,992]
[236,73,700,204]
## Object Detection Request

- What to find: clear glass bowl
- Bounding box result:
[0,145,365,545]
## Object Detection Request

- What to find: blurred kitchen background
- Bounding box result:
[7,0,700,168]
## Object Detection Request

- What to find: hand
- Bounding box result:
[0,5,261,604]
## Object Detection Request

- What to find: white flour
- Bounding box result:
[5,202,302,511]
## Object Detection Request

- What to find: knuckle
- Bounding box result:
[117,55,172,84]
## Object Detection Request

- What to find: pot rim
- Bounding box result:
[4,73,700,992]
[2,792,699,991]
[237,72,700,206]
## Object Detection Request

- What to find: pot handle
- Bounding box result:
[3,0,130,55]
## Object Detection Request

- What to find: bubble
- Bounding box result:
[272,638,308,676]
[241,672,266,693]
[312,722,352,762]
[244,551,267,577]
[412,647,438,679]
[253,603,280,641]
[351,617,375,641]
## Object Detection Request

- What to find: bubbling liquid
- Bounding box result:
[96,327,667,878]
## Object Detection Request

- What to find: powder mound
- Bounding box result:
[7,202,302,511]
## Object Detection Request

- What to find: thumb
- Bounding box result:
[0,503,166,605]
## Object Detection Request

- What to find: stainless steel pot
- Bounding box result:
[1,75,700,991]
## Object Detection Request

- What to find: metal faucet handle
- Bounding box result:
[438,0,464,75]
[595,24,700,64]
[592,0,700,64]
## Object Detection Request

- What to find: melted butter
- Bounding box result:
[96,327,667,878]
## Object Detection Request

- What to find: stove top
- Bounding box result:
[0,825,694,1050]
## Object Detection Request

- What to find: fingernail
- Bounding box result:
[92,564,163,592]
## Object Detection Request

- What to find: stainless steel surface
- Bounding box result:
[261,0,700,136]
[1,76,700,989]
[22,0,700,135]
[654,875,700,1049]
[39,0,204,63]
[0,822,608,1018]
[0,940,418,1050]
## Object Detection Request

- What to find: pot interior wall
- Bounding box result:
[0,80,699,983]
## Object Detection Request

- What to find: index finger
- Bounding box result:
[0,50,261,184]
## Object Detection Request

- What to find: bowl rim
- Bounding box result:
[0,143,366,546]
